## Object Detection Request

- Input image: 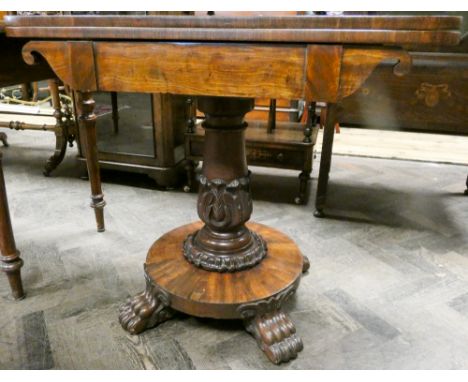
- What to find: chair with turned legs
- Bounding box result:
[0,152,24,300]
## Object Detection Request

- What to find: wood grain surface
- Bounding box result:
[4,15,462,46]
[145,221,304,319]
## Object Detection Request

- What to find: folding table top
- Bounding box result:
[4,15,463,46]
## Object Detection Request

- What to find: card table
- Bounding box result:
[3,15,461,363]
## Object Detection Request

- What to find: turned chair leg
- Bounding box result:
[0,153,24,300]
[314,104,338,218]
[111,92,119,134]
[44,79,68,177]
[0,132,8,147]
[183,159,196,193]
[295,170,311,205]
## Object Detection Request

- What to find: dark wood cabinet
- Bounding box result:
[76,93,189,187]
[339,35,468,135]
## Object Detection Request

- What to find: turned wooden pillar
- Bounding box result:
[183,96,267,272]
[76,91,106,232]
[0,153,24,299]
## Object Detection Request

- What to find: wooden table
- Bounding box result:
[4,15,461,364]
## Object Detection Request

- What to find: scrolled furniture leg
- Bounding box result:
[464,175,468,195]
[0,132,8,147]
[119,273,175,335]
[0,153,25,300]
[76,91,106,232]
[44,79,68,177]
[314,104,338,218]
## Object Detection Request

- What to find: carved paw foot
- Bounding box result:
[244,310,303,364]
[119,282,175,335]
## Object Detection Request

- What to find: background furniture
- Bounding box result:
[315,32,468,217]
[0,152,24,300]
[0,12,75,176]
[184,98,319,204]
[0,79,76,176]
[75,92,189,188]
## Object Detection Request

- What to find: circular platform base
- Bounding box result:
[144,221,304,319]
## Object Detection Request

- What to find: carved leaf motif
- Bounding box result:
[198,175,252,230]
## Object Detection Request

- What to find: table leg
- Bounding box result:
[44,79,68,177]
[314,104,338,218]
[76,91,106,232]
[0,153,24,300]
[465,175,468,196]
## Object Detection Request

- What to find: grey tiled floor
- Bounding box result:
[0,129,467,369]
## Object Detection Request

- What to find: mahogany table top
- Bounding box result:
[4,15,462,46]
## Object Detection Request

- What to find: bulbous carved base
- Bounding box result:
[119,277,175,335]
[183,228,267,272]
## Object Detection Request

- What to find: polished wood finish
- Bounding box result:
[0,152,24,299]
[22,40,97,92]
[185,120,318,204]
[21,40,419,105]
[120,221,305,364]
[94,42,305,99]
[183,97,267,272]
[5,15,461,45]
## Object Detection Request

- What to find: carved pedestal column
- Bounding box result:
[0,153,24,300]
[120,97,306,365]
[183,97,267,272]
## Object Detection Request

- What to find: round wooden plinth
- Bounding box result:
[145,221,304,319]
